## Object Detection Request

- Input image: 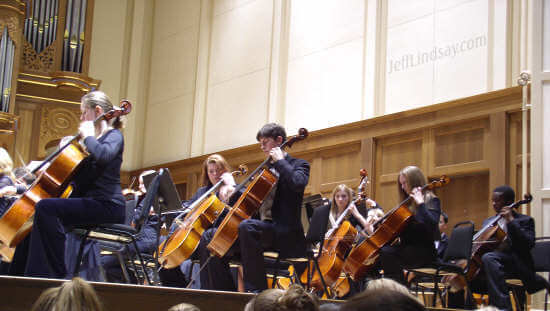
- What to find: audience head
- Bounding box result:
[318,303,340,311]
[247,288,284,311]
[56,277,103,311]
[341,282,424,311]
[278,284,319,311]
[365,278,412,295]
[168,302,200,311]
[246,285,319,311]
[31,287,59,311]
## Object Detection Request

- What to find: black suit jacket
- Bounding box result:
[269,154,310,258]
[483,212,544,293]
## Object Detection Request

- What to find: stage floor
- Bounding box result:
[0,275,460,311]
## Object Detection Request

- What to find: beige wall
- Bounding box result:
[89,0,522,170]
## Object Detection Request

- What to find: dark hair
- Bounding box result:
[250,285,319,311]
[441,211,448,223]
[256,123,286,143]
[278,284,319,311]
[493,185,515,205]
[341,287,425,311]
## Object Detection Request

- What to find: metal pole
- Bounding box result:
[517,71,531,215]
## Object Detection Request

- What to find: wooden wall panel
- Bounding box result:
[131,86,529,232]
[378,135,423,178]
[437,173,489,236]
[433,127,484,167]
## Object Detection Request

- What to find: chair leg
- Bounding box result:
[114,251,131,283]
[545,289,548,311]
[271,255,281,289]
[125,245,142,284]
[432,275,447,307]
[312,257,331,298]
[131,239,152,285]
[73,230,91,277]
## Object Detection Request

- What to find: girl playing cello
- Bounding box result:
[12,90,127,278]
[158,154,237,287]
[327,184,378,236]
[376,165,441,284]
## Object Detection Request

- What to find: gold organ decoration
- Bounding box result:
[0,1,24,155]
[5,0,101,164]
[38,105,79,158]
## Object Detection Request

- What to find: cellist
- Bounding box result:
[325,184,379,236]
[158,154,237,287]
[448,186,549,311]
[197,123,310,293]
[10,91,127,279]
[375,165,441,284]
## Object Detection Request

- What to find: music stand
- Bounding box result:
[143,168,182,279]
[302,194,328,223]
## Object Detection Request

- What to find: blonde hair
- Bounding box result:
[168,303,200,311]
[330,184,353,219]
[0,147,14,176]
[366,278,413,297]
[81,91,124,129]
[31,287,59,311]
[55,277,103,311]
[199,154,232,187]
[397,166,435,212]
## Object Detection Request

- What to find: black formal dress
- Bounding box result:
[377,196,441,284]
[12,129,126,279]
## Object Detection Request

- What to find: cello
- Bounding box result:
[444,193,533,292]
[343,175,450,281]
[300,169,369,296]
[0,100,131,248]
[157,165,247,269]
[207,128,308,258]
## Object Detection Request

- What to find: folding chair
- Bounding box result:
[71,173,161,285]
[409,220,475,307]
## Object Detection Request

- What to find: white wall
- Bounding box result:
[90,0,517,168]
[385,0,492,113]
